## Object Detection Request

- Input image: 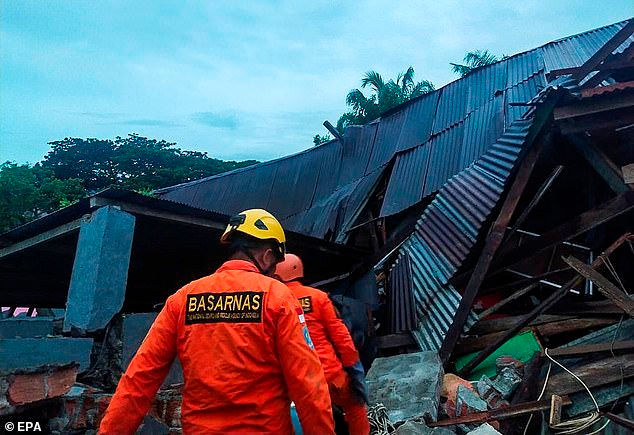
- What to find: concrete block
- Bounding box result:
[394,420,455,434]
[475,376,510,410]
[0,337,93,373]
[367,351,443,423]
[0,318,55,338]
[122,313,183,387]
[493,367,522,398]
[466,423,502,435]
[455,384,487,417]
[64,206,135,333]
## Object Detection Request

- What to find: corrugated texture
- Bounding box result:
[380,143,431,217]
[387,116,535,351]
[282,167,384,241]
[423,123,466,196]
[394,90,440,152]
[505,49,544,89]
[313,139,344,200]
[157,19,630,237]
[266,150,321,218]
[459,94,505,169]
[431,79,469,135]
[541,19,634,73]
[394,234,478,351]
[505,73,548,124]
[339,124,377,185]
[366,109,407,172]
[387,252,417,334]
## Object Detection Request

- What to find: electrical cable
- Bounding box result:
[367,403,394,435]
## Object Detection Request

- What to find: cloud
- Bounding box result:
[191,112,239,129]
[118,119,183,127]
[76,111,124,119]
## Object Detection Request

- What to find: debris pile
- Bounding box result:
[1,18,633,435]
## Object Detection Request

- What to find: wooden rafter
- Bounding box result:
[571,21,634,82]
[568,134,631,194]
[458,233,634,376]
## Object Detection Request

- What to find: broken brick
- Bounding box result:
[441,373,474,400]
[47,366,77,397]
[7,373,47,405]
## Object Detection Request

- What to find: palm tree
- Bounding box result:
[451,50,502,77]
[336,67,435,132]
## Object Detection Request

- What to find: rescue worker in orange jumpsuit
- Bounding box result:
[275,254,370,435]
[99,209,334,434]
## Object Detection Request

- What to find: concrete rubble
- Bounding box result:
[466,423,502,435]
[367,351,444,423]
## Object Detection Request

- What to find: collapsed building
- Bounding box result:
[2,18,634,434]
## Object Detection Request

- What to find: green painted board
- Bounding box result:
[454,329,543,380]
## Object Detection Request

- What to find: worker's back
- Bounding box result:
[286,281,360,381]
[100,260,333,434]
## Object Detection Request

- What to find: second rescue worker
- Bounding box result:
[276,254,371,435]
[99,209,334,434]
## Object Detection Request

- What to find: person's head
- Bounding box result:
[274,253,304,283]
[220,209,286,276]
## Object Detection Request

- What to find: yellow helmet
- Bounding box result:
[220,209,286,256]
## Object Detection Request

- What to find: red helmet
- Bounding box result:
[275,253,304,282]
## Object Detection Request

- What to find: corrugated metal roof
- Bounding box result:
[387,114,536,351]
[541,19,634,73]
[156,19,631,238]
[393,233,478,351]
[380,143,431,217]
[387,252,417,334]
[367,109,408,172]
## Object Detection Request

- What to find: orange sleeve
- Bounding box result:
[273,286,335,435]
[99,295,179,435]
[319,293,360,368]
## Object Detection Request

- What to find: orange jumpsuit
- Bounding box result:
[286,281,370,435]
[99,260,334,434]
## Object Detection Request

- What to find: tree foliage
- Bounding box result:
[313,134,332,146]
[451,50,504,77]
[0,162,85,232]
[1,134,258,233]
[42,134,257,191]
[335,67,435,132]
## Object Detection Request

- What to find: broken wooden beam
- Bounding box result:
[472,314,576,335]
[428,396,571,427]
[490,192,634,277]
[477,283,540,321]
[458,233,633,375]
[564,255,634,316]
[505,165,565,243]
[603,412,634,430]
[571,20,634,82]
[568,135,630,194]
[554,90,634,120]
[456,317,616,356]
[547,340,634,358]
[544,354,634,396]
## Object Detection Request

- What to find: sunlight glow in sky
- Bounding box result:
[1,1,631,163]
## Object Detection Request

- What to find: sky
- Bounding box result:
[1,1,632,164]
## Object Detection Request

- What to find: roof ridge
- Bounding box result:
[155,137,340,193]
[544,17,631,46]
